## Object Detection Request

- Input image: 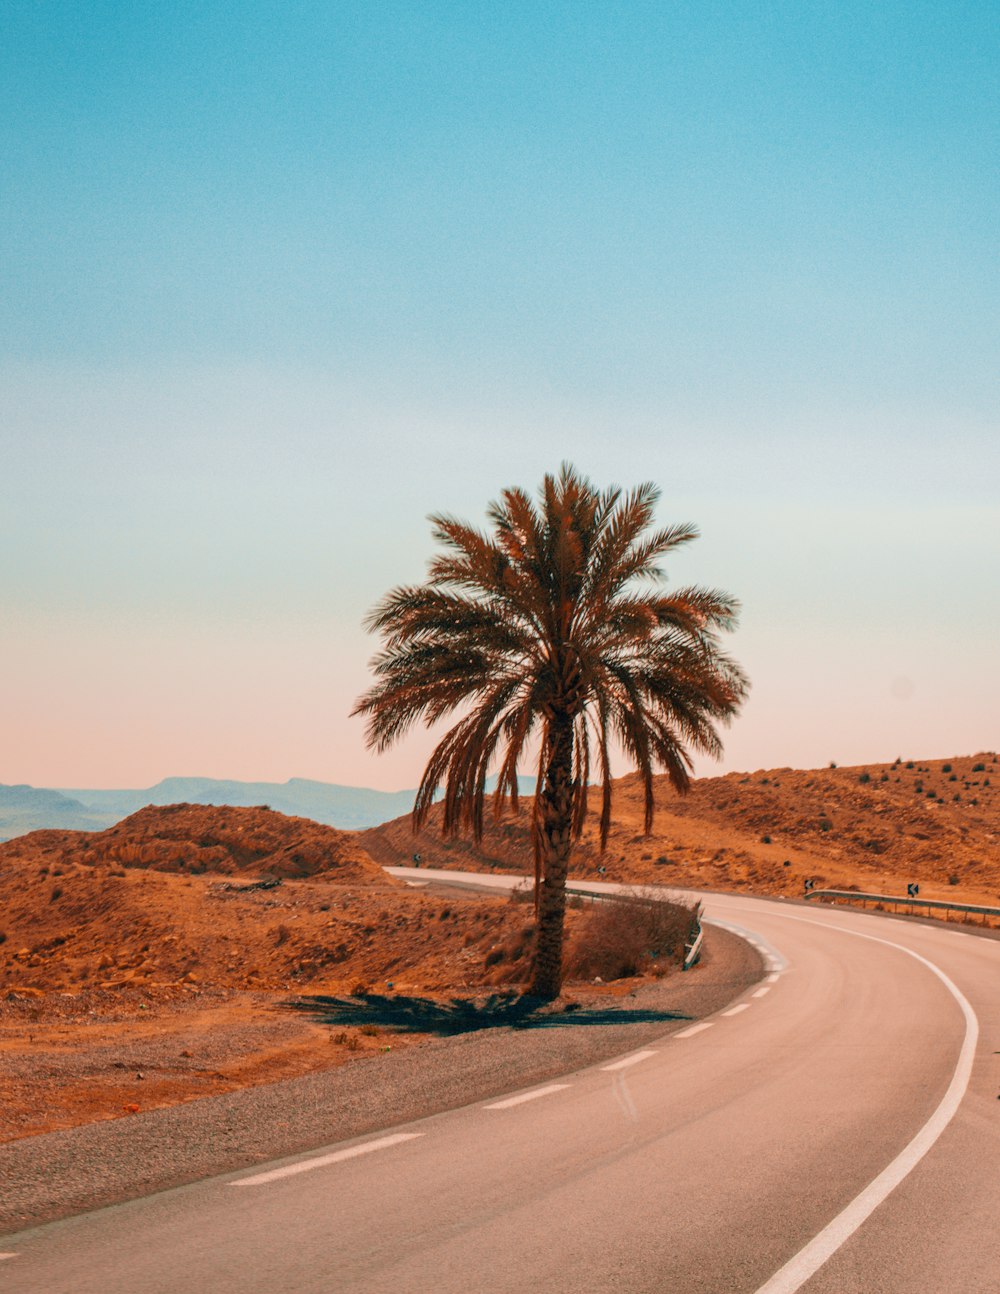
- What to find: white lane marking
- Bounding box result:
[0,1253,17,1260]
[485,1084,570,1110]
[230,1133,423,1186]
[722,1003,750,1016]
[752,987,771,998]
[766,973,780,983]
[754,916,979,1294]
[706,917,790,973]
[675,1022,713,1038]
[601,1050,658,1072]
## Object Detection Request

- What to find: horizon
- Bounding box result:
[2,745,989,797]
[3,4,997,789]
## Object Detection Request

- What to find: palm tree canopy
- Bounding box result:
[353,465,749,850]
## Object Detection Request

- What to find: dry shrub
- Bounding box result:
[565,892,699,982]
[483,922,536,983]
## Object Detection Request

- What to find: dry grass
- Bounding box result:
[565,891,699,981]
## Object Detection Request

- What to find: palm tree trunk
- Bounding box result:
[529,711,574,999]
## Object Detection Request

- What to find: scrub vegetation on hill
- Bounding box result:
[363,752,1000,909]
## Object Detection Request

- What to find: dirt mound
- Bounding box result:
[2,802,389,883]
[362,752,1000,908]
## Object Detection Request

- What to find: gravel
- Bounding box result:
[0,926,760,1236]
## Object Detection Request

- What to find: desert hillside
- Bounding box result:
[0,804,550,1010]
[362,752,1000,907]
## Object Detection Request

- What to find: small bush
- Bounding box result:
[858,772,871,784]
[359,1023,380,1037]
[50,886,63,902]
[274,924,291,945]
[818,818,832,832]
[829,761,838,769]
[948,874,960,886]
[760,835,771,844]
[941,763,952,773]
[906,761,915,769]
[565,893,699,982]
[972,763,985,772]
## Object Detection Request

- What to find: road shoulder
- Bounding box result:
[0,926,760,1235]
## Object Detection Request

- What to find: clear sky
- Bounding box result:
[3,1,998,791]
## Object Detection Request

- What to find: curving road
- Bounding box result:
[3,877,999,1293]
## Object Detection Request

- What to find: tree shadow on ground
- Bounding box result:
[283,992,690,1037]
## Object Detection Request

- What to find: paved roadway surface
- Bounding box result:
[3,873,998,1293]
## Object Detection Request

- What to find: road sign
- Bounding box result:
[907,882,920,897]
[804,878,815,893]
[413,853,422,866]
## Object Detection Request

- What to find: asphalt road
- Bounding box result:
[3,878,998,1293]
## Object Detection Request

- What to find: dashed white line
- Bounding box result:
[485,1084,571,1110]
[722,1003,750,1016]
[229,1133,423,1186]
[675,1022,713,1038]
[601,1050,658,1072]
[766,973,780,983]
[752,987,771,998]
[0,1254,17,1261]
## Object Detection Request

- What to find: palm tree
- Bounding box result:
[353,465,748,999]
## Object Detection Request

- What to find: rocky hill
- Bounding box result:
[1,802,394,883]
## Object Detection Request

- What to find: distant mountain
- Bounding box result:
[0,785,108,841]
[54,777,420,833]
[0,773,537,841]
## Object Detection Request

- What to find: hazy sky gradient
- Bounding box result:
[3,2,997,789]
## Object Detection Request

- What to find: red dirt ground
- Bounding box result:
[0,803,683,1141]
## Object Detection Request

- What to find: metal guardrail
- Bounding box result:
[804,888,1000,921]
[682,919,704,970]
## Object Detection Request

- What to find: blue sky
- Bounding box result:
[3,2,998,789]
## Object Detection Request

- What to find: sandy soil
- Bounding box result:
[0,803,691,1142]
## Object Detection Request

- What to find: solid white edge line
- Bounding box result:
[722,1003,750,1016]
[675,1022,713,1038]
[601,1050,658,1072]
[484,1083,570,1110]
[229,1133,423,1186]
[754,915,980,1294]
